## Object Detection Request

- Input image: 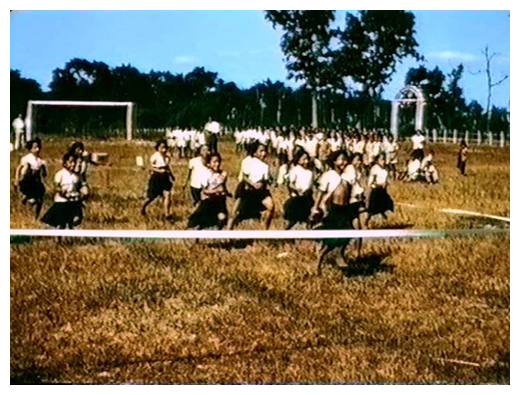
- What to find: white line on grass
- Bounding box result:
[396,203,510,222]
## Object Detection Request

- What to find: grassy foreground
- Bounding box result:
[10,139,509,383]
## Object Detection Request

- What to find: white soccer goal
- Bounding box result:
[25,100,135,141]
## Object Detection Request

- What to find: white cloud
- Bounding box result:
[428,51,479,62]
[173,56,198,64]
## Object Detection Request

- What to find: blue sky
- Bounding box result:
[10,10,510,108]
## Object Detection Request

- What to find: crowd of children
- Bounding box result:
[13,125,463,269]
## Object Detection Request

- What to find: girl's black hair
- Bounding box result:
[292,148,309,165]
[351,153,362,163]
[25,137,41,151]
[196,144,209,156]
[209,152,222,162]
[250,141,266,156]
[69,141,85,154]
[327,150,348,168]
[155,139,167,150]
[62,152,76,164]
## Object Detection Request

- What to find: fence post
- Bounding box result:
[477,130,481,145]
[500,131,505,148]
[425,129,429,142]
[488,131,493,146]
[432,128,437,143]
[465,130,469,144]
[453,129,458,144]
[443,129,447,144]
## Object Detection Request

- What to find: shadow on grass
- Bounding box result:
[211,239,255,250]
[342,251,394,278]
[369,222,414,230]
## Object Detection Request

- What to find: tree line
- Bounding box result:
[10,11,509,137]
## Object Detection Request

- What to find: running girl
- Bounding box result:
[14,138,47,219]
[227,142,275,230]
[184,144,210,206]
[367,155,394,222]
[311,150,354,273]
[188,152,229,230]
[283,150,314,230]
[41,153,84,229]
[141,139,175,220]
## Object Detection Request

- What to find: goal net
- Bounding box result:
[25,100,135,141]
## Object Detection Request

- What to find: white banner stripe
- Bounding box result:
[10,228,509,240]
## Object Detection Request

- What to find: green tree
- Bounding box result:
[334,11,422,128]
[265,10,336,128]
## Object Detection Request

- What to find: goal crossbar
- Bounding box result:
[25,100,135,141]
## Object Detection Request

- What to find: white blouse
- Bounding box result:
[288,165,313,194]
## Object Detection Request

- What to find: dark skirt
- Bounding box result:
[188,196,228,229]
[283,192,314,224]
[191,187,202,206]
[147,172,173,200]
[319,203,355,248]
[42,201,83,229]
[237,186,271,222]
[412,148,424,161]
[19,174,45,201]
[234,181,247,199]
[368,186,394,216]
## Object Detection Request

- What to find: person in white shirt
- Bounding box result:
[166,129,176,149]
[343,153,367,258]
[411,130,426,160]
[276,152,290,187]
[184,145,210,206]
[141,140,175,220]
[42,153,84,229]
[283,150,315,230]
[311,150,354,273]
[227,142,274,230]
[367,155,394,221]
[402,156,422,182]
[14,138,47,219]
[177,129,189,158]
[188,152,229,230]
[383,134,399,179]
[421,149,439,184]
[204,118,220,153]
[12,114,25,151]
[304,134,319,160]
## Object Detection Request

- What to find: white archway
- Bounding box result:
[390,85,426,139]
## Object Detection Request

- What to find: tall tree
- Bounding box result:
[10,69,44,122]
[265,11,336,128]
[333,11,422,127]
[482,46,508,132]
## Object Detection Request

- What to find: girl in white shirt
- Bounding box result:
[15,138,47,219]
[227,142,275,230]
[184,145,210,206]
[311,150,354,273]
[42,153,84,229]
[421,149,439,184]
[367,155,394,221]
[283,150,315,230]
[141,139,175,220]
[188,152,229,230]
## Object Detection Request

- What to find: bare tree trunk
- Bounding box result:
[311,91,318,128]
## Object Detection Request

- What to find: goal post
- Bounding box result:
[25,100,135,141]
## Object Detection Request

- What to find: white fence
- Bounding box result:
[419,129,510,148]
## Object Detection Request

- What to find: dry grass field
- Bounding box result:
[10,138,509,383]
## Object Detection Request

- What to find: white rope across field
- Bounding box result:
[397,203,510,223]
[9,228,509,240]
